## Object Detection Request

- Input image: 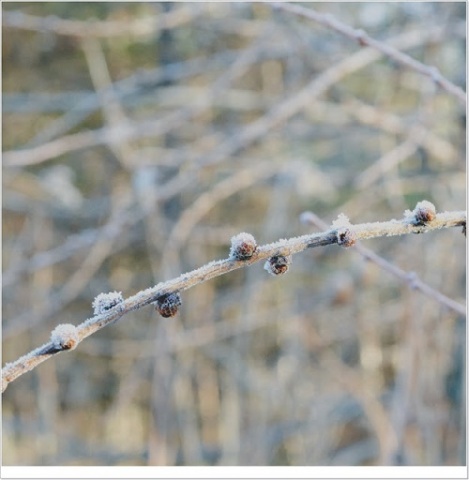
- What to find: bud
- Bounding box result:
[229,232,257,260]
[50,323,79,351]
[155,292,182,318]
[412,200,436,225]
[92,291,124,315]
[264,255,292,276]
[336,227,356,248]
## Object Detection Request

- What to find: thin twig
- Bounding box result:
[3,6,202,38]
[3,31,272,168]
[2,203,465,392]
[271,2,466,105]
[300,210,466,316]
[3,22,458,168]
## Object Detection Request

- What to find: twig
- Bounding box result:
[2,202,465,392]
[354,137,422,189]
[3,32,272,168]
[335,99,457,165]
[271,2,466,105]
[3,22,458,168]
[3,6,202,38]
[300,210,466,316]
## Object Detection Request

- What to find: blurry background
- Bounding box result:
[2,1,466,466]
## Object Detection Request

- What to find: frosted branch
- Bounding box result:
[2,203,465,392]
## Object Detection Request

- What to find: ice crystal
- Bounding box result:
[332,213,351,228]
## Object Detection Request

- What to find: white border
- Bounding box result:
[1,466,468,479]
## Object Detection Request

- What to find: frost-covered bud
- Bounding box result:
[336,227,356,248]
[412,200,436,225]
[92,291,124,315]
[50,323,79,351]
[229,232,257,260]
[155,292,182,318]
[264,255,292,276]
[332,213,356,248]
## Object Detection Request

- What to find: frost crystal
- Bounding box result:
[50,323,79,351]
[92,291,124,315]
[403,209,414,221]
[229,232,257,260]
[332,213,351,228]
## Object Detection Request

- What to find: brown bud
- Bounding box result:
[92,291,124,315]
[336,227,356,248]
[229,232,257,260]
[155,292,182,318]
[264,255,292,276]
[412,200,436,225]
[49,324,79,352]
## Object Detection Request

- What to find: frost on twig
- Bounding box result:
[301,208,466,317]
[2,201,466,392]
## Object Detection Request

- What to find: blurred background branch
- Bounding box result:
[271,2,466,104]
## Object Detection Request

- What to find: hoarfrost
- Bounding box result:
[332,213,351,228]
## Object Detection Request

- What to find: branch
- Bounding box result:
[271,2,466,105]
[300,210,466,316]
[3,6,202,38]
[2,201,465,392]
[4,22,457,168]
